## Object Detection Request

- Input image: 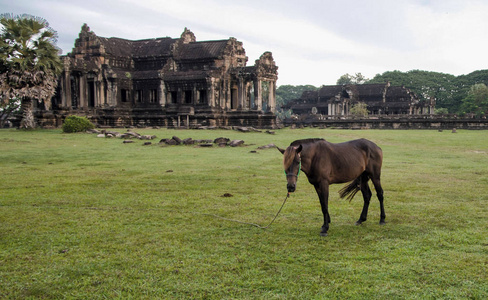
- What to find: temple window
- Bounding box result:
[149,89,157,103]
[198,90,207,104]
[171,91,178,104]
[135,90,143,103]
[184,90,192,104]
[121,89,129,102]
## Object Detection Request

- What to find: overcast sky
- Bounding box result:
[2,0,488,86]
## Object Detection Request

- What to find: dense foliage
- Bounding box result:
[0,98,20,127]
[276,84,318,118]
[276,84,318,106]
[459,83,488,116]
[0,14,63,128]
[276,70,488,115]
[367,69,488,114]
[62,115,95,133]
[336,72,368,85]
[349,102,369,117]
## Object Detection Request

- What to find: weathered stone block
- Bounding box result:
[230,140,244,147]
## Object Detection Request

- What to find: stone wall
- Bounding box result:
[33,108,277,129]
[283,115,488,130]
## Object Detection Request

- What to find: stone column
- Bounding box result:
[237,78,245,110]
[208,81,215,107]
[224,80,230,110]
[159,81,166,107]
[79,74,86,108]
[255,80,262,111]
[107,80,117,107]
[62,72,71,108]
[99,78,106,106]
[268,80,276,112]
[193,86,198,105]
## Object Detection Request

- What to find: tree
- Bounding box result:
[275,84,318,120]
[349,102,369,117]
[0,14,63,129]
[336,73,368,85]
[367,70,459,113]
[460,83,488,116]
[276,84,318,106]
[0,97,20,127]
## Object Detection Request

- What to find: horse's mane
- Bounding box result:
[290,138,324,147]
[284,139,324,169]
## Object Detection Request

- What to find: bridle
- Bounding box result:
[285,158,301,178]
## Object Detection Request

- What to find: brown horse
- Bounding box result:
[278,138,385,236]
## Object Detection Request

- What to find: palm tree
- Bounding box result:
[0,14,63,129]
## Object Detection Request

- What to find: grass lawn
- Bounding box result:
[0,128,487,299]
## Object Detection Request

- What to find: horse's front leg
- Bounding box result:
[314,181,330,236]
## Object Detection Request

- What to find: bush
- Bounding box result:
[434,107,449,115]
[62,115,95,133]
[349,102,369,117]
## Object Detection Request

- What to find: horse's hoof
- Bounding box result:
[320,231,328,237]
[379,221,386,225]
[355,221,363,226]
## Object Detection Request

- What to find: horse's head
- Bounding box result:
[278,145,302,193]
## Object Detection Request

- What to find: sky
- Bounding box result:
[2,0,488,87]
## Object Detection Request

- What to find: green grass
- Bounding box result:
[1,128,487,299]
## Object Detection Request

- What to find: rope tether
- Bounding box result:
[203,193,290,229]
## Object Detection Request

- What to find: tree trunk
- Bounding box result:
[20,97,36,129]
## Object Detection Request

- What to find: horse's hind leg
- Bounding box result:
[356,174,372,225]
[371,177,386,225]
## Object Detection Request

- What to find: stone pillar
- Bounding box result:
[161,84,167,107]
[99,78,106,106]
[224,80,230,110]
[79,74,86,108]
[268,80,276,112]
[107,80,117,107]
[246,82,252,110]
[62,72,71,108]
[193,86,198,105]
[208,80,215,107]
[255,80,262,111]
[237,78,245,110]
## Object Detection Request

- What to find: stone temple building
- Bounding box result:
[284,83,434,117]
[49,24,279,128]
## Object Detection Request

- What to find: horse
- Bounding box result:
[278,138,385,236]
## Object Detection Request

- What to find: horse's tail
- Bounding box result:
[339,177,361,202]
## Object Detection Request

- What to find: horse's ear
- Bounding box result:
[296,145,303,153]
[277,147,285,154]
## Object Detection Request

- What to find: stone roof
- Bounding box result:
[385,86,413,101]
[354,84,387,96]
[318,85,345,99]
[132,38,177,57]
[177,40,229,60]
[96,37,177,58]
[132,70,161,80]
[163,70,209,81]
[96,37,134,57]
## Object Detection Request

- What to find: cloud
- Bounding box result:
[120,0,392,85]
[4,0,488,86]
[402,1,488,74]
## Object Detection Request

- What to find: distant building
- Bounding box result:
[49,24,278,128]
[284,83,434,117]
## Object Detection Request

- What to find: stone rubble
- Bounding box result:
[87,128,278,150]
